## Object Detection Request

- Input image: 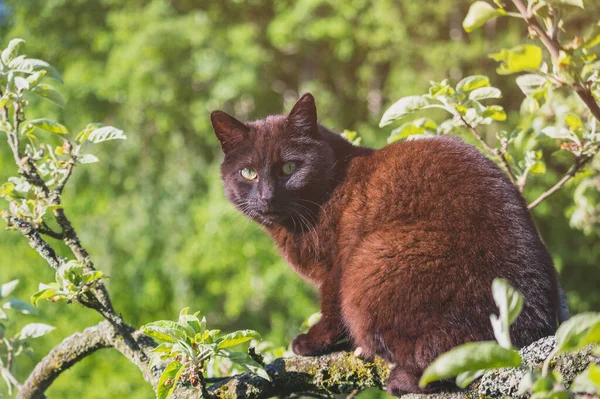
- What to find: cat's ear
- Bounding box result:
[286,93,319,138]
[210,110,249,153]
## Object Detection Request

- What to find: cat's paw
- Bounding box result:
[291,333,325,356]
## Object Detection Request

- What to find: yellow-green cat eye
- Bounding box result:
[241,167,258,180]
[282,162,296,176]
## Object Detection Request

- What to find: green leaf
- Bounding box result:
[463,2,506,32]
[456,369,485,388]
[541,126,572,139]
[482,105,507,121]
[516,74,548,96]
[31,84,65,108]
[222,350,271,381]
[419,341,521,388]
[469,87,502,101]
[82,271,104,284]
[78,154,99,164]
[457,75,490,93]
[1,367,13,395]
[178,314,202,335]
[28,118,68,135]
[216,330,261,350]
[3,298,37,315]
[529,161,546,174]
[1,38,25,65]
[14,76,30,92]
[86,126,126,143]
[141,321,189,343]
[0,308,7,321]
[9,57,62,82]
[1,280,19,299]
[490,278,524,348]
[379,96,429,127]
[388,118,438,143]
[18,323,55,339]
[554,312,600,353]
[156,361,184,399]
[565,113,583,130]
[489,45,544,75]
[30,288,58,306]
[26,70,47,87]
[76,123,104,142]
[571,363,600,395]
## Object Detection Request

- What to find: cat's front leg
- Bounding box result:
[292,273,350,356]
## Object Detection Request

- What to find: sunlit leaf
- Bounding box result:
[157,361,184,399]
[30,288,59,306]
[541,126,572,139]
[0,280,19,299]
[469,87,502,101]
[489,45,543,75]
[31,84,65,108]
[419,341,521,388]
[457,75,490,92]
[141,321,189,343]
[28,118,68,135]
[463,2,506,32]
[18,323,55,339]
[1,38,25,65]
[379,96,429,127]
[216,330,261,350]
[222,350,271,381]
[555,312,600,353]
[86,126,126,143]
[78,154,99,164]
[571,364,600,395]
[456,369,485,388]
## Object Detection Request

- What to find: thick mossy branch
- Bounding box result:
[203,351,389,399]
[17,321,158,399]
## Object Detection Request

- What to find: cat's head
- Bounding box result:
[210,93,335,227]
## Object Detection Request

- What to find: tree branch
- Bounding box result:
[17,321,158,399]
[459,116,518,184]
[528,154,594,209]
[511,0,600,123]
[4,215,63,269]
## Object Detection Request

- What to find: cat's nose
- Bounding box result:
[259,182,275,203]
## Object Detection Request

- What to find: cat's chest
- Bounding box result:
[269,222,335,286]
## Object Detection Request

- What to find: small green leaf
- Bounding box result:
[216,330,261,350]
[86,126,126,143]
[30,288,58,306]
[571,364,600,395]
[222,350,271,381]
[76,123,104,142]
[482,105,507,121]
[3,298,37,315]
[516,74,548,96]
[1,280,19,299]
[1,38,25,65]
[565,113,583,130]
[457,75,491,92]
[419,341,521,388]
[529,161,546,174]
[31,84,65,108]
[456,369,485,388]
[469,87,502,101]
[388,118,438,143]
[489,45,544,75]
[555,312,600,353]
[18,323,55,339]
[26,70,47,87]
[9,57,62,83]
[541,126,572,139]
[14,76,30,92]
[157,361,184,399]
[28,118,68,135]
[78,154,99,164]
[0,308,7,321]
[463,2,506,32]
[490,278,524,348]
[141,321,189,344]
[379,96,429,127]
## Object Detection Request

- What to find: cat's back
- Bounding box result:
[343,135,526,231]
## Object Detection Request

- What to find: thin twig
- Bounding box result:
[511,0,600,123]
[460,115,518,183]
[528,154,594,209]
[0,363,23,392]
[5,215,63,269]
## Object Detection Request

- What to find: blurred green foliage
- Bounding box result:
[0,0,599,398]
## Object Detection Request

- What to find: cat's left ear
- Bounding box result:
[286,93,319,138]
[210,110,249,153]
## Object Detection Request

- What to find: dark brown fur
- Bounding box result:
[211,93,560,395]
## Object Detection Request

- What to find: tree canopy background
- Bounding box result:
[0,1,599,398]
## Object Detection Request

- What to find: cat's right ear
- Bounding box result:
[210,111,249,153]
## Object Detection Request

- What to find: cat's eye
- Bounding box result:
[240,167,258,180]
[282,162,296,176]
